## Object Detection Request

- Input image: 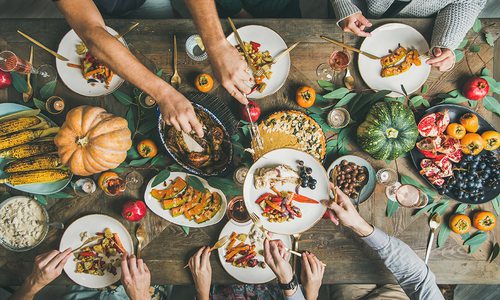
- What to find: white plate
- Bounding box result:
[144,172,227,228]
[326,155,376,205]
[217,220,292,283]
[227,25,290,99]
[243,149,328,235]
[358,23,431,97]
[56,26,126,97]
[59,214,134,289]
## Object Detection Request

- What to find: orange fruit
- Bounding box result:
[472,211,496,231]
[449,214,471,234]
[195,73,214,93]
[459,113,479,133]
[446,123,466,139]
[481,131,500,151]
[137,139,158,158]
[296,86,316,108]
[460,133,484,155]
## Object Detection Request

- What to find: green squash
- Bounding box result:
[356,102,418,160]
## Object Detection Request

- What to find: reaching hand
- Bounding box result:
[157,88,204,138]
[188,246,212,300]
[340,12,372,37]
[263,239,293,284]
[121,254,151,300]
[26,249,72,291]
[426,48,454,71]
[207,40,253,104]
[322,183,374,237]
[300,252,325,300]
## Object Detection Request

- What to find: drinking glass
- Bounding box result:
[125,171,144,189]
[316,50,351,82]
[395,184,429,208]
[376,168,401,200]
[0,51,56,80]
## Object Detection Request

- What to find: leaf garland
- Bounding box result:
[386,199,399,217]
[186,176,205,192]
[414,201,442,216]
[483,96,499,116]
[39,80,57,100]
[454,50,464,63]
[437,225,451,248]
[455,203,468,214]
[128,157,152,167]
[472,18,482,33]
[49,191,74,199]
[126,106,136,134]
[334,93,358,108]
[113,90,134,106]
[323,88,350,100]
[33,98,46,111]
[485,33,495,47]
[463,231,488,253]
[317,80,335,91]
[151,169,171,187]
[492,196,499,216]
[10,72,28,94]
[207,177,242,198]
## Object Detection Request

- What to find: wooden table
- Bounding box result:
[0,18,499,286]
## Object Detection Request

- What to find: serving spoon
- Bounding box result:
[424,214,441,264]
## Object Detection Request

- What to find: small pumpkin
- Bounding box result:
[357,102,418,160]
[195,73,214,93]
[55,106,132,176]
[449,214,471,234]
[459,113,479,133]
[472,211,496,231]
[481,130,500,151]
[296,86,316,108]
[460,133,484,155]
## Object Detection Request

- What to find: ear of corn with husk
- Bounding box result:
[4,154,62,173]
[0,127,59,151]
[0,109,40,123]
[0,169,70,186]
[0,140,57,159]
[0,116,48,137]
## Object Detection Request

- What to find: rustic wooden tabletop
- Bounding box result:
[0,18,498,285]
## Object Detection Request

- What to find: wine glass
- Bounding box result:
[0,50,56,81]
[395,184,429,208]
[125,171,144,189]
[376,168,401,200]
[316,49,351,83]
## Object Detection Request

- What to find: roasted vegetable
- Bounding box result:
[0,169,70,185]
[4,154,62,173]
[380,45,408,67]
[151,177,188,200]
[0,140,57,159]
[0,116,47,137]
[0,127,59,151]
[0,109,40,123]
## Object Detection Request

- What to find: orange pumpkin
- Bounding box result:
[460,133,484,155]
[472,211,496,231]
[296,86,316,108]
[459,113,479,133]
[55,106,132,176]
[195,73,214,93]
[446,123,466,139]
[481,130,500,151]
[449,214,471,234]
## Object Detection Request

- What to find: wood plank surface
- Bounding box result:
[0,18,498,285]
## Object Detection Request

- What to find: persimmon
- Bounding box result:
[449,214,471,234]
[195,73,214,93]
[460,133,484,155]
[446,123,466,139]
[296,86,316,108]
[137,139,158,158]
[98,171,119,190]
[472,211,496,231]
[459,113,479,133]
[481,130,500,151]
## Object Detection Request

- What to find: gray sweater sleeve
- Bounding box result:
[330,0,361,25]
[361,227,444,300]
[431,0,486,50]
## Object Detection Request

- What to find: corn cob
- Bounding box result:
[0,109,40,123]
[0,169,70,186]
[0,127,59,151]
[4,154,62,173]
[0,141,57,159]
[0,116,47,137]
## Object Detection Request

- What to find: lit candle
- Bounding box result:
[144,95,156,107]
[53,99,65,111]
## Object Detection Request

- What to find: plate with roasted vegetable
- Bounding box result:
[0,103,71,194]
[218,220,291,283]
[158,103,233,176]
[358,23,431,97]
[145,172,227,227]
[227,25,290,99]
[244,148,328,234]
[59,214,133,288]
[56,26,125,97]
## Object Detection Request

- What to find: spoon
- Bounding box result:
[136,223,147,259]
[170,34,181,89]
[424,214,441,264]
[343,68,354,90]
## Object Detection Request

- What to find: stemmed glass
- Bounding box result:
[316,49,351,82]
[0,50,56,81]
[376,168,401,200]
[377,168,428,208]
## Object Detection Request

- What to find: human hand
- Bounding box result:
[322,183,374,237]
[121,254,151,300]
[300,252,325,300]
[26,249,72,292]
[426,48,455,71]
[188,246,212,300]
[340,12,372,37]
[263,239,293,284]
[206,40,253,104]
[157,88,204,137]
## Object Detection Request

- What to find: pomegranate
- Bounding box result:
[417,110,449,137]
[462,77,489,101]
[241,100,261,123]
[416,137,439,158]
[0,70,11,89]
[121,200,147,222]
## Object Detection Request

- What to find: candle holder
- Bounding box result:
[45,96,65,114]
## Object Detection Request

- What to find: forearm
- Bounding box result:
[329,0,360,25]
[184,0,226,54]
[284,286,305,300]
[8,276,42,300]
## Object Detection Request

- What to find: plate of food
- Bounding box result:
[56,26,126,97]
[358,23,431,97]
[227,25,290,99]
[158,102,233,176]
[218,220,292,283]
[144,172,227,227]
[326,155,376,204]
[243,148,328,235]
[251,110,327,162]
[411,104,499,204]
[0,103,72,194]
[59,214,133,289]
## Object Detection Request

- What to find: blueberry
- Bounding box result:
[442,188,450,194]
[310,178,317,185]
[479,195,485,201]
[297,160,304,166]
[438,188,445,195]
[305,167,312,175]
[472,196,480,202]
[309,183,316,190]
[300,180,308,188]
[465,155,473,162]
[479,162,487,170]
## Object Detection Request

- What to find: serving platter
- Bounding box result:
[0,103,72,195]
[243,148,328,235]
[410,104,499,204]
[217,220,291,284]
[59,214,134,289]
[144,171,227,228]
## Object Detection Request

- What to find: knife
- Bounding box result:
[227,17,257,73]
[17,30,69,61]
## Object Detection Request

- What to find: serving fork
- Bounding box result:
[254,42,300,77]
[136,223,147,259]
[71,236,103,254]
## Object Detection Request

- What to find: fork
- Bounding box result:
[71,236,103,254]
[254,42,300,77]
[136,223,147,259]
[249,213,301,257]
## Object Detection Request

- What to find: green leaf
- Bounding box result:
[483,96,500,116]
[463,231,487,246]
[468,100,478,108]
[207,177,242,198]
[472,18,482,33]
[385,160,391,165]
[492,196,499,216]
[455,203,468,214]
[481,68,490,76]
[448,90,460,97]
[481,76,500,94]
[336,127,349,155]
[441,97,467,105]
[128,157,151,167]
[151,169,171,187]
[49,191,73,199]
[10,72,28,94]
[421,84,428,94]
[334,93,357,108]
[241,125,250,138]
[489,242,499,263]
[113,90,134,106]
[461,232,470,240]
[307,106,324,115]
[400,84,408,96]
[39,80,57,100]
[437,225,451,248]
[35,194,47,206]
[470,243,482,254]
[317,80,335,91]
[138,118,158,135]
[186,176,205,192]
[386,200,399,217]
[469,44,481,53]
[326,139,337,155]
[168,163,184,172]
[323,87,350,100]
[156,69,164,77]
[231,134,240,142]
[126,107,136,134]
[150,155,167,167]
[485,32,495,47]
[415,201,442,216]
[112,167,127,173]
[33,98,46,110]
[127,147,141,160]
[181,225,190,235]
[421,99,430,108]
[454,50,464,63]
[457,38,469,50]
[432,200,449,216]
